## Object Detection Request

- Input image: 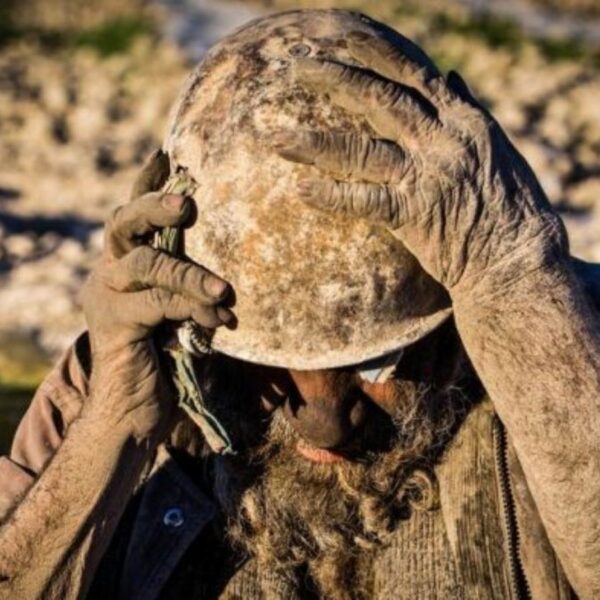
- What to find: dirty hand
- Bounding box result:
[274,37,567,300]
[80,151,233,440]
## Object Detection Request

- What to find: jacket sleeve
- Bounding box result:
[0,334,91,520]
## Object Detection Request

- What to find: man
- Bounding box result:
[1,9,599,599]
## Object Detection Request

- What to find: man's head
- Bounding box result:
[164,9,452,370]
[162,10,475,597]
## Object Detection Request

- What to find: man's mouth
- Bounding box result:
[296,440,347,464]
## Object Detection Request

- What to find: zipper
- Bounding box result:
[493,416,531,600]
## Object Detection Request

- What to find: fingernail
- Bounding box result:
[205,276,228,298]
[271,130,296,149]
[162,194,185,210]
[217,306,235,323]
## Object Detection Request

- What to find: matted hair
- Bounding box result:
[171,320,477,599]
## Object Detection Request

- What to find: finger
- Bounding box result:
[129,149,170,201]
[272,130,413,184]
[297,178,407,230]
[447,71,478,107]
[107,192,191,258]
[150,289,235,328]
[446,70,496,132]
[345,30,447,101]
[127,289,235,329]
[105,246,230,305]
[292,58,441,143]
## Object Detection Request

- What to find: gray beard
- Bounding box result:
[181,321,474,599]
[209,383,466,600]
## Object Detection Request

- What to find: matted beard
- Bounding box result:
[208,380,469,600]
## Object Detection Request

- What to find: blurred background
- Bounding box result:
[0,0,598,451]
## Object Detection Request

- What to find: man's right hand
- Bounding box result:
[80,150,234,441]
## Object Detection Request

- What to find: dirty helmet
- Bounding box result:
[163,9,452,371]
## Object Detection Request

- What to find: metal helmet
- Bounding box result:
[164,9,452,370]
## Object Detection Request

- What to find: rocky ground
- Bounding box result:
[0,0,598,388]
[0,38,187,371]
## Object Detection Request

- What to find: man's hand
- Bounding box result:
[273,35,568,299]
[0,153,236,599]
[275,38,600,598]
[81,150,233,440]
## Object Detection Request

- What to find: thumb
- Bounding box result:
[129,149,171,201]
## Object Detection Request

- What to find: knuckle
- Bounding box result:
[106,205,125,234]
[312,130,329,154]
[129,246,158,279]
[335,133,355,174]
[175,260,196,290]
[364,186,381,217]
[148,286,172,307]
[341,68,371,94]
[386,192,400,227]
[388,148,411,182]
[357,136,374,171]
[429,77,453,103]
[375,80,403,107]
[325,182,343,210]
[335,62,356,84]
[363,186,397,225]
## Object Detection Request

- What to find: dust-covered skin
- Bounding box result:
[164,10,452,370]
[274,41,566,296]
[81,150,234,442]
[1,9,600,600]
[275,27,600,598]
[0,153,235,598]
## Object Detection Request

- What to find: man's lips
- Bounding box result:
[296,441,347,464]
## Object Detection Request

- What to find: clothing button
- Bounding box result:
[163,507,185,528]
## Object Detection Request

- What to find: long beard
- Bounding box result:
[209,381,468,600]
[172,321,477,599]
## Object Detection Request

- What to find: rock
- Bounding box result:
[568,178,600,213]
[56,239,86,265]
[4,234,36,260]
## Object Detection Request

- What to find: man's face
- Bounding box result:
[208,333,468,598]
[258,366,404,463]
[199,321,466,469]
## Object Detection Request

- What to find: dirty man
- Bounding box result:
[1,9,599,600]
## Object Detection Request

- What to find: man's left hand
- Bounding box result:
[273,35,568,301]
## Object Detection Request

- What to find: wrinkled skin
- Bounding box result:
[273,34,567,296]
[0,155,236,598]
[80,151,234,441]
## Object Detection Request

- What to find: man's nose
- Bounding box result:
[285,369,367,448]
